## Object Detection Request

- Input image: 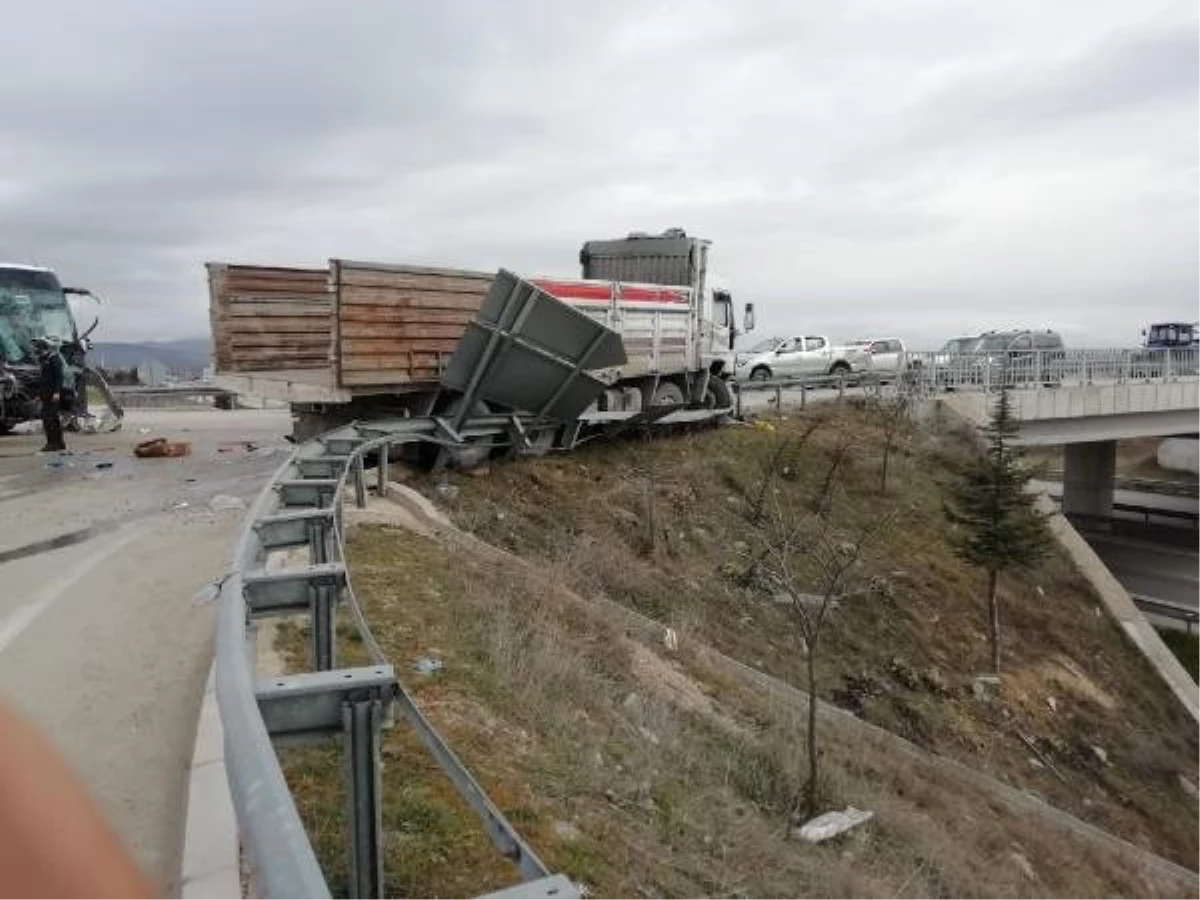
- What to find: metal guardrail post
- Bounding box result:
[309,517,330,566]
[344,697,385,899]
[800,382,807,409]
[774,383,782,415]
[353,455,367,509]
[376,441,390,496]
[312,583,337,671]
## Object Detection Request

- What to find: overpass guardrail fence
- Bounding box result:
[1130,595,1199,634]
[730,347,1199,404]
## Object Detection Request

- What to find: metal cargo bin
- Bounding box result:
[441,270,626,422]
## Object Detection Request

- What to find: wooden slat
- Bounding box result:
[222,318,332,334]
[337,306,474,326]
[338,286,487,310]
[230,335,331,349]
[342,352,443,369]
[339,322,467,340]
[340,337,459,355]
[226,303,331,318]
[337,269,491,294]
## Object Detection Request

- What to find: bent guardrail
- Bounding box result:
[216,401,735,898]
[217,415,584,899]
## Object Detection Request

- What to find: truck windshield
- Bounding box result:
[0,268,76,363]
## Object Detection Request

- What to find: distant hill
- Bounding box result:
[90,337,212,374]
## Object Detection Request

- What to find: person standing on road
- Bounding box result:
[32,336,67,453]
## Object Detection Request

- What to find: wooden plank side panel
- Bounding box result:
[333,260,492,387]
[209,262,335,373]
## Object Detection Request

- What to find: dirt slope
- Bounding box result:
[279,401,1199,897]
[416,403,1198,867]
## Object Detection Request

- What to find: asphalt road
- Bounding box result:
[0,407,292,895]
[1028,479,1197,613]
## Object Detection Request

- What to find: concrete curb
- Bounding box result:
[179,663,241,898]
[1038,495,1200,723]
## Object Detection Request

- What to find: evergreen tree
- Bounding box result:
[944,389,1051,674]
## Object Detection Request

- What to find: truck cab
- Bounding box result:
[579,229,752,383]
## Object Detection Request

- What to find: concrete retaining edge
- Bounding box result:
[1037,494,1200,723]
[179,663,241,898]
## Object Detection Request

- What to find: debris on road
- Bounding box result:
[793,807,875,843]
[134,438,191,458]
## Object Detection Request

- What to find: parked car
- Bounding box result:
[846,337,907,379]
[735,336,785,368]
[964,329,1065,387]
[735,334,861,382]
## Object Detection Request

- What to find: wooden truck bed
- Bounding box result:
[207,260,492,402]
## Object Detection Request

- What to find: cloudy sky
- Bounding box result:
[0,0,1195,349]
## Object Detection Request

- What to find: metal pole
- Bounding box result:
[344,698,385,899]
[308,518,329,565]
[311,584,336,671]
[837,374,845,402]
[774,383,782,415]
[353,455,367,509]
[734,382,742,420]
[800,382,807,409]
[376,442,390,497]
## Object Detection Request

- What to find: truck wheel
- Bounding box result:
[703,377,733,409]
[829,361,851,377]
[749,366,771,382]
[646,381,685,408]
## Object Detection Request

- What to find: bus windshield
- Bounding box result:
[0,267,76,363]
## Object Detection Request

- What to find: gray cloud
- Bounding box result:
[0,0,1194,349]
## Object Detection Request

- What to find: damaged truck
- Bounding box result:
[0,263,124,434]
[208,229,755,443]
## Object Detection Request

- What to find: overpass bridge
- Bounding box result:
[921,348,1198,520]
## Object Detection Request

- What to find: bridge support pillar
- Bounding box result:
[1062,440,1116,520]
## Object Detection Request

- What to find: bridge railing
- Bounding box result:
[893,348,1199,393]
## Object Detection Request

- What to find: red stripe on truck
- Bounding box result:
[533,279,690,305]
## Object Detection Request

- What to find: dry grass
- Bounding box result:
[275,402,1198,897]
[418,402,1199,869]
[280,519,1195,898]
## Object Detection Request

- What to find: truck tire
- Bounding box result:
[749,366,772,382]
[703,377,733,409]
[646,381,685,408]
[828,361,851,377]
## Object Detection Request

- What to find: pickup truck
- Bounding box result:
[734,334,862,382]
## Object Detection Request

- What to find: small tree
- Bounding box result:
[876,391,911,494]
[742,428,890,821]
[944,389,1051,675]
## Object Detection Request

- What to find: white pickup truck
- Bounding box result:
[734,334,863,382]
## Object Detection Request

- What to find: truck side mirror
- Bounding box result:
[743,303,755,332]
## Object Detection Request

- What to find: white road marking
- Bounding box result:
[0,519,156,654]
